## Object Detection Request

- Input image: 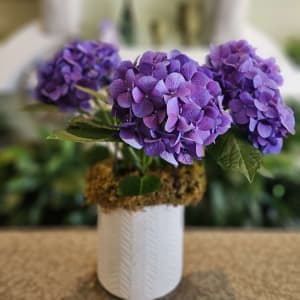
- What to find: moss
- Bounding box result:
[85,160,206,212]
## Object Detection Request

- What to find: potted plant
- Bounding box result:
[31,39,295,299]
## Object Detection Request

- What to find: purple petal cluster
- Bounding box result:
[110,50,231,166]
[35,40,120,111]
[205,40,295,154]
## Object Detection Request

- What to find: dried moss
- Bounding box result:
[85,160,206,212]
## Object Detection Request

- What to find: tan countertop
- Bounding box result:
[0,229,299,300]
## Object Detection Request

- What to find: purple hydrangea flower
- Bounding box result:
[35,40,120,111]
[110,50,231,166]
[205,40,295,154]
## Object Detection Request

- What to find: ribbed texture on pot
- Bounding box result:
[97,205,184,300]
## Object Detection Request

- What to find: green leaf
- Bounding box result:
[47,116,120,142]
[140,175,161,195]
[118,176,141,196]
[6,176,37,192]
[69,116,114,130]
[93,110,115,125]
[120,146,144,173]
[47,128,118,142]
[128,147,143,172]
[117,174,161,196]
[209,132,262,182]
[22,103,60,112]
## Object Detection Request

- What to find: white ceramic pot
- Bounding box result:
[97,205,184,300]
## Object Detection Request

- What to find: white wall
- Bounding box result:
[249,0,300,43]
[81,0,300,44]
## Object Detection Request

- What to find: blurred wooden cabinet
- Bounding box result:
[0,0,39,41]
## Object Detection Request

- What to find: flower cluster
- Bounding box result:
[35,40,120,111]
[110,50,231,166]
[205,40,295,154]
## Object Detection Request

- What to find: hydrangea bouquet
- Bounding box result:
[32,39,295,299]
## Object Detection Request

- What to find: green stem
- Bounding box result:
[113,143,120,175]
[78,108,91,117]
[76,85,107,104]
[94,97,104,108]
[140,152,153,175]
[128,147,142,173]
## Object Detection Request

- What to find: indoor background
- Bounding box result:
[0,0,300,227]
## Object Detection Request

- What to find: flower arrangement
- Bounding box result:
[32,39,295,207]
[31,39,295,299]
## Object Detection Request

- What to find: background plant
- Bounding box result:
[0,133,108,226]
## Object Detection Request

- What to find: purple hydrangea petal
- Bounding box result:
[168,59,181,73]
[177,152,193,164]
[139,63,153,75]
[160,151,178,167]
[167,97,179,116]
[114,60,134,79]
[264,107,278,118]
[196,144,205,157]
[239,58,253,72]
[132,87,144,103]
[182,62,197,81]
[182,102,203,123]
[125,69,135,84]
[152,80,168,97]
[204,132,217,145]
[165,73,185,92]
[158,109,166,123]
[240,92,253,104]
[109,79,127,98]
[249,118,257,132]
[177,117,194,132]
[279,105,295,134]
[207,81,221,96]
[165,114,178,132]
[198,117,215,130]
[254,99,268,112]
[257,122,273,138]
[191,71,209,86]
[143,115,158,129]
[153,63,168,79]
[233,110,249,125]
[140,51,155,64]
[117,92,132,108]
[144,139,165,156]
[192,87,210,107]
[138,76,157,93]
[120,128,143,149]
[229,99,243,112]
[204,106,220,119]
[132,100,154,117]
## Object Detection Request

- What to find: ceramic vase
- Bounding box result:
[97,205,184,300]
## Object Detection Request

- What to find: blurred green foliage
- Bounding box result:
[0,112,13,146]
[286,39,300,66]
[0,135,109,226]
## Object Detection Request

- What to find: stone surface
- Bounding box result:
[0,229,299,300]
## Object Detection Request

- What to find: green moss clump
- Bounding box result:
[85,160,206,212]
